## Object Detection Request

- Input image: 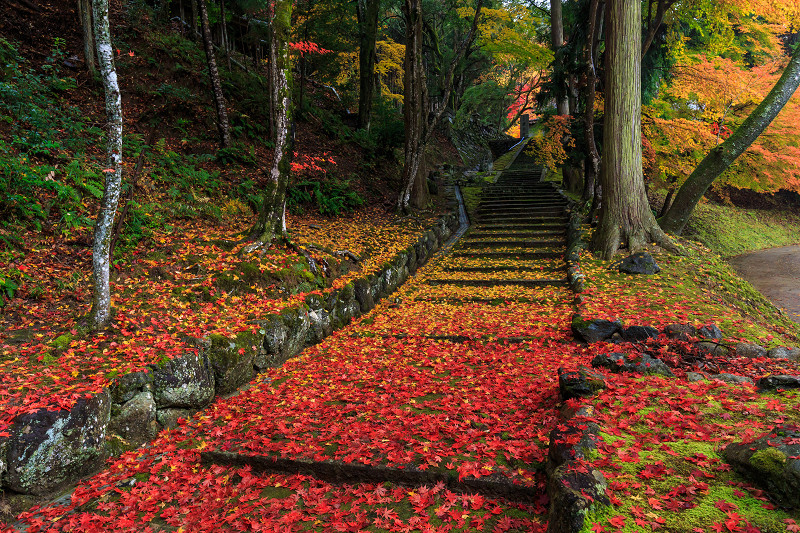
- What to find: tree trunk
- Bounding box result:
[398,0,482,212]
[220,0,231,71]
[247,0,293,249]
[357,0,381,130]
[398,0,426,212]
[659,44,800,235]
[550,0,569,115]
[89,0,123,329]
[591,0,671,259]
[197,0,231,148]
[77,0,96,77]
[581,0,602,203]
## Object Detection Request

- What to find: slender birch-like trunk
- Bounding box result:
[90,0,123,329]
[246,0,293,250]
[197,0,231,148]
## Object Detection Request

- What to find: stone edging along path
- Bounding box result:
[0,210,462,500]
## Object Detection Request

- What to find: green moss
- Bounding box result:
[750,447,787,475]
[51,333,73,351]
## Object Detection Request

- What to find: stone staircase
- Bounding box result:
[426,155,570,291]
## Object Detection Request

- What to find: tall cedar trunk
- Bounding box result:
[78,0,96,77]
[550,0,569,115]
[357,0,381,130]
[247,0,293,249]
[591,0,670,259]
[581,0,602,202]
[399,0,426,212]
[197,0,231,148]
[89,0,123,329]
[659,44,800,235]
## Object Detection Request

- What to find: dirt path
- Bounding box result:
[729,245,800,323]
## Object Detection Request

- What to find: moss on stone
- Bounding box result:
[750,447,787,475]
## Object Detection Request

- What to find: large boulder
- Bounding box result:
[109,391,158,447]
[756,375,800,392]
[695,341,729,357]
[621,325,660,343]
[203,333,258,395]
[151,351,215,409]
[768,347,800,361]
[4,391,111,495]
[711,373,753,385]
[663,323,697,341]
[722,425,800,508]
[110,371,153,404]
[558,366,606,401]
[156,408,197,430]
[260,307,311,367]
[571,315,622,343]
[618,252,660,275]
[591,352,674,378]
[697,323,723,340]
[734,342,767,359]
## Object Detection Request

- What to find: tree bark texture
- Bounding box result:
[591,0,670,259]
[399,0,426,212]
[197,0,231,148]
[550,0,569,115]
[357,0,381,130]
[248,0,293,249]
[581,0,602,202]
[398,0,483,211]
[78,0,96,77]
[659,44,800,235]
[90,0,123,329]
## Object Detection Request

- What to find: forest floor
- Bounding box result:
[5,153,800,533]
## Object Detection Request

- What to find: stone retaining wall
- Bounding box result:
[1,211,460,499]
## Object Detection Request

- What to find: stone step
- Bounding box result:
[477,201,567,208]
[473,223,567,231]
[474,216,568,224]
[452,250,563,259]
[467,231,564,239]
[425,278,569,288]
[459,240,566,249]
[410,296,571,305]
[475,207,565,216]
[440,265,564,273]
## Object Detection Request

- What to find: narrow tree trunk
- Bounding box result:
[220,0,231,71]
[581,0,602,203]
[357,0,381,130]
[398,0,482,212]
[78,0,97,77]
[659,45,800,235]
[197,0,230,148]
[550,0,569,115]
[591,0,671,259]
[89,0,123,329]
[247,0,293,249]
[398,0,426,212]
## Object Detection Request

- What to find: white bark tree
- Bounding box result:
[90,0,123,329]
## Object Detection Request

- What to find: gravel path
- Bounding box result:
[729,244,800,323]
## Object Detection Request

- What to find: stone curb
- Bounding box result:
[200,450,536,503]
[0,211,460,499]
